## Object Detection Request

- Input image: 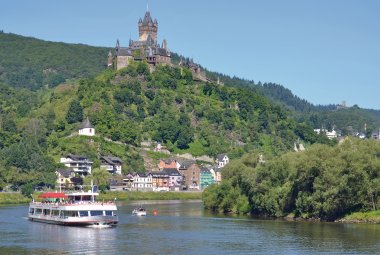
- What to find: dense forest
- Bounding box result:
[208,73,380,136]
[203,138,380,220]
[0,32,109,90]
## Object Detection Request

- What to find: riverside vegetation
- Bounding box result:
[203,138,380,222]
[0,33,380,222]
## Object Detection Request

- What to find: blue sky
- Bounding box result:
[1,0,379,109]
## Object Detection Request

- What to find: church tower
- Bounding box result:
[138,10,158,42]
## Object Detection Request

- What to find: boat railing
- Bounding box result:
[30,201,116,206]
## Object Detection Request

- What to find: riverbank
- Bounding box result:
[0,192,30,205]
[99,191,202,201]
[0,191,202,205]
[336,210,380,224]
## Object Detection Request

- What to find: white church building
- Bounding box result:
[78,117,95,136]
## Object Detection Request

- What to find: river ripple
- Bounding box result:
[0,200,379,255]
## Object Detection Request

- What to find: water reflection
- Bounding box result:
[0,201,379,255]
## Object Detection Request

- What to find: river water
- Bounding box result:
[0,200,379,255]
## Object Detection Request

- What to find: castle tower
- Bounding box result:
[162,39,167,49]
[107,51,113,67]
[138,11,158,42]
[115,39,120,55]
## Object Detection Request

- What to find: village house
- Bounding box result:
[313,128,338,139]
[78,117,95,137]
[133,173,153,191]
[216,154,229,168]
[158,158,179,170]
[163,168,183,191]
[200,167,215,189]
[55,169,83,190]
[100,156,123,175]
[178,160,200,190]
[151,171,170,191]
[372,128,380,140]
[109,175,126,191]
[122,173,134,190]
[214,168,222,184]
[60,154,93,176]
[209,166,222,184]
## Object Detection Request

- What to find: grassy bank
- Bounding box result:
[0,191,202,206]
[339,210,380,223]
[99,191,202,201]
[0,192,30,205]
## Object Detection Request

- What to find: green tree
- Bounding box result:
[66,99,83,124]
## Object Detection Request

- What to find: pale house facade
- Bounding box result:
[216,154,229,168]
[60,154,93,176]
[78,117,95,137]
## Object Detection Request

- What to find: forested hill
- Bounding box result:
[0,32,109,90]
[1,32,380,135]
[209,73,380,135]
[255,82,380,135]
[0,60,337,190]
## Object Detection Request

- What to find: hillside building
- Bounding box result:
[60,154,93,176]
[78,117,95,137]
[108,9,171,70]
[100,156,123,175]
[314,128,338,139]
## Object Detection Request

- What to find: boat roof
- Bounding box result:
[67,192,99,196]
[38,192,68,199]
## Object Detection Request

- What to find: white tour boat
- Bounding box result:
[28,190,118,227]
[132,207,147,216]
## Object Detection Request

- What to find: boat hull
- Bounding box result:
[28,215,118,226]
[28,201,118,227]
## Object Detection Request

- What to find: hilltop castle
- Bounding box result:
[108,9,171,70]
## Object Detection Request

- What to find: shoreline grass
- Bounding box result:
[0,191,202,206]
[339,210,380,223]
[0,192,30,205]
[99,191,202,201]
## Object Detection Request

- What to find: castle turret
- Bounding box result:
[107,51,113,68]
[162,39,167,49]
[115,39,120,55]
[138,11,158,42]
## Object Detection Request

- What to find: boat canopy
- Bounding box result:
[38,192,68,199]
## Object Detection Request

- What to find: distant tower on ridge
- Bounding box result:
[138,10,158,42]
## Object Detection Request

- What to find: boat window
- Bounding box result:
[29,208,35,214]
[79,211,89,217]
[35,209,42,215]
[105,211,113,216]
[52,210,59,216]
[90,211,103,216]
[63,211,77,217]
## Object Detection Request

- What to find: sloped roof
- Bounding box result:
[117,47,132,56]
[80,117,94,129]
[66,154,89,161]
[150,171,169,177]
[141,11,155,26]
[217,154,227,162]
[178,160,196,169]
[101,156,123,165]
[163,168,181,176]
[56,169,73,178]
